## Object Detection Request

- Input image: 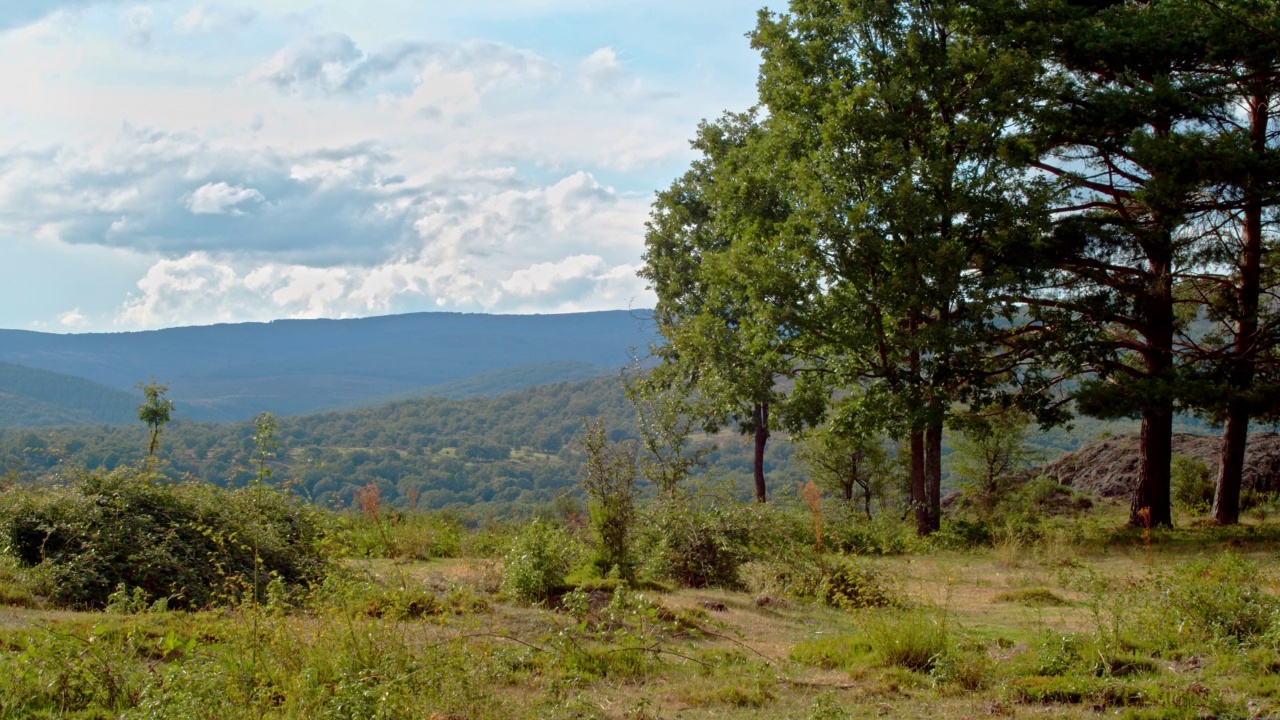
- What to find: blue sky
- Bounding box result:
[0,1,764,332]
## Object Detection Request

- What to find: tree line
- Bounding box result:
[642,0,1280,532]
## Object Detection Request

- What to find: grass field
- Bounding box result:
[1,493,1278,720]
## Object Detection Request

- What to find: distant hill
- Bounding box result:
[0,362,139,427]
[322,361,614,411]
[0,311,655,422]
[0,374,804,512]
[1,364,1234,514]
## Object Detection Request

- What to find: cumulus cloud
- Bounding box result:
[578,47,626,94]
[0,6,733,331]
[0,128,422,265]
[185,182,265,215]
[174,4,257,34]
[58,307,89,328]
[248,34,559,99]
[103,164,654,328]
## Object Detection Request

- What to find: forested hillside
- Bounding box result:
[0,311,653,422]
[0,363,140,427]
[2,362,1221,515]
[0,375,806,512]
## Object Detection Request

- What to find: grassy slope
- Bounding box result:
[0,503,1277,718]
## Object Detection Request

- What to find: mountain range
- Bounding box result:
[0,310,655,424]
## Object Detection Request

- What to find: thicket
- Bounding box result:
[0,464,328,609]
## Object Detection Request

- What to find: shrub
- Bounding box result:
[1155,553,1280,646]
[814,558,899,610]
[635,496,757,588]
[1171,455,1214,514]
[579,419,638,579]
[500,520,581,603]
[0,465,329,609]
[823,508,923,555]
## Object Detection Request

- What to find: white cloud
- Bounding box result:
[578,47,626,94]
[174,4,257,34]
[248,34,559,99]
[0,2,764,331]
[58,307,89,328]
[122,5,153,48]
[109,166,655,328]
[185,181,266,215]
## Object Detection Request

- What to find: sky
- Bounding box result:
[0,0,764,333]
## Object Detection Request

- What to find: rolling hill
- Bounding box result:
[0,311,655,422]
[0,362,139,427]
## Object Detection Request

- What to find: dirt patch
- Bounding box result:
[1034,432,1280,498]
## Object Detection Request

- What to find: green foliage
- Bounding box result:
[1154,554,1280,646]
[822,507,923,555]
[634,493,759,588]
[864,611,950,672]
[135,379,175,458]
[812,558,899,611]
[500,520,581,604]
[950,410,1039,520]
[579,419,638,579]
[795,423,891,518]
[0,464,328,609]
[753,551,901,611]
[626,367,712,497]
[1171,455,1214,514]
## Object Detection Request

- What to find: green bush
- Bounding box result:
[1155,553,1280,646]
[0,465,329,609]
[635,497,758,588]
[500,520,581,603]
[814,557,899,610]
[823,509,923,555]
[1171,455,1214,514]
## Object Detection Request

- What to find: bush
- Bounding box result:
[635,496,759,588]
[0,465,329,609]
[814,558,899,610]
[1155,553,1280,646]
[500,520,581,603]
[823,508,923,555]
[1171,455,1214,514]
[747,553,900,610]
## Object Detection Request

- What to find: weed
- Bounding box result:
[992,588,1069,606]
[864,611,950,672]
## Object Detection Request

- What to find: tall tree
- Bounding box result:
[1182,0,1280,525]
[744,0,1056,534]
[992,0,1222,527]
[641,113,812,503]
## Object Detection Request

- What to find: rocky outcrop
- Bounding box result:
[1033,432,1280,498]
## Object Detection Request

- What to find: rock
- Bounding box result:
[1033,432,1280,498]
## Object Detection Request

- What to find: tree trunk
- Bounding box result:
[911,429,928,536]
[1129,222,1176,529]
[1214,409,1248,524]
[1131,406,1174,528]
[925,417,943,534]
[752,402,769,503]
[1214,87,1267,526]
